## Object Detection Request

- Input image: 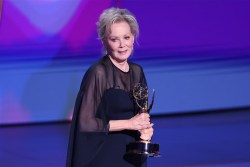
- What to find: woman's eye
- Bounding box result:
[125,36,130,40]
[110,39,117,42]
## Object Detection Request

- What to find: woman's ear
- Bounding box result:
[132,35,135,45]
[102,39,107,49]
[102,39,109,53]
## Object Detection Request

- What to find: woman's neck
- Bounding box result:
[108,55,129,72]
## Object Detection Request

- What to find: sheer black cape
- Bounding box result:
[66,55,147,167]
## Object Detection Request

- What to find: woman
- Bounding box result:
[66,7,154,167]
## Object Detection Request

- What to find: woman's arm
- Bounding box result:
[109,113,153,131]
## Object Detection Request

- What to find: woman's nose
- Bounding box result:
[119,40,125,47]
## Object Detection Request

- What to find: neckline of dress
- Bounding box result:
[107,56,130,74]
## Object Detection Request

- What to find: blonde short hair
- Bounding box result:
[97,7,139,41]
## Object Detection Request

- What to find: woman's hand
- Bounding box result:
[127,113,152,130]
[139,126,154,141]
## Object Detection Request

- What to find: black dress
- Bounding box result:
[66,55,147,167]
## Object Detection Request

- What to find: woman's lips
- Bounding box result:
[119,50,127,55]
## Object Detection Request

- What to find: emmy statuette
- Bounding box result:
[126,83,160,157]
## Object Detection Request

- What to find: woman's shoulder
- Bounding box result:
[129,61,144,72]
[88,56,108,73]
[82,57,108,80]
[79,56,108,89]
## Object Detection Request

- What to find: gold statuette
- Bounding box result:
[126,83,160,157]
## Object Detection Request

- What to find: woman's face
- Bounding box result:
[104,21,134,63]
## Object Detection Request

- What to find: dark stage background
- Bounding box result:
[1,1,250,167]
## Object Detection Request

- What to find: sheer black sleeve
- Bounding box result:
[77,64,109,132]
[129,62,147,88]
[140,66,147,86]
